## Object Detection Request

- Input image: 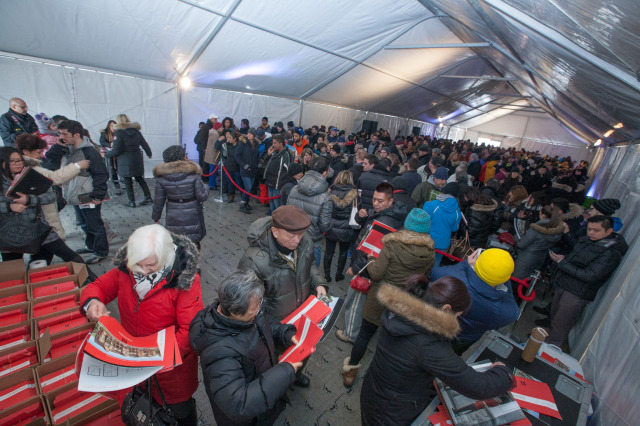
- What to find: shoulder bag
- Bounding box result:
[0,199,51,254]
[349,260,374,294]
[121,375,177,426]
[447,212,475,260]
[348,196,361,229]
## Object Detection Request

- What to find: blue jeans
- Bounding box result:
[241,177,254,203]
[224,170,243,195]
[434,252,443,267]
[268,187,281,212]
[313,241,322,268]
[208,164,218,189]
[74,205,109,257]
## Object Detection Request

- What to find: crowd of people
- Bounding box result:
[0,98,630,425]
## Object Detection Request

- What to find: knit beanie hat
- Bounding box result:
[34,113,56,134]
[404,208,431,234]
[287,163,304,177]
[162,145,186,163]
[433,166,449,180]
[592,198,621,216]
[474,248,514,286]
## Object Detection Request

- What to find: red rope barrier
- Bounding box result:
[434,248,535,300]
[201,163,219,177]
[221,165,281,201]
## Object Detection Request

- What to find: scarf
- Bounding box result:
[133,266,170,300]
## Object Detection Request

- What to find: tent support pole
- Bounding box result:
[176,85,183,147]
[298,99,304,127]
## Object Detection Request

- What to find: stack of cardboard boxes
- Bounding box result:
[0,260,122,425]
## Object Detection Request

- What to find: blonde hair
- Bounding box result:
[333,170,354,186]
[115,114,131,126]
[126,224,175,274]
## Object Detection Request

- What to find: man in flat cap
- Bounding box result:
[238,205,328,387]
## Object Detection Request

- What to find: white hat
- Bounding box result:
[208,113,218,119]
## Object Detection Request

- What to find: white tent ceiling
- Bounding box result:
[1,0,639,146]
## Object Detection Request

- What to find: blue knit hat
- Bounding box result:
[404,208,431,234]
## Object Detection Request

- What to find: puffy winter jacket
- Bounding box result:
[80,234,203,405]
[461,200,500,248]
[278,174,298,206]
[328,153,348,183]
[362,230,435,326]
[423,194,461,250]
[61,137,108,204]
[237,217,328,321]
[431,261,520,344]
[286,171,332,242]
[104,122,152,177]
[325,184,358,243]
[357,166,392,211]
[263,148,292,189]
[554,234,623,301]
[234,139,260,178]
[152,160,209,242]
[189,302,296,426]
[0,109,37,147]
[513,220,563,279]
[361,284,514,425]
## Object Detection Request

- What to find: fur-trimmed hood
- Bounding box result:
[382,229,435,248]
[551,182,573,192]
[22,155,42,167]
[112,233,199,290]
[115,121,141,131]
[565,203,583,220]
[377,284,460,339]
[330,185,357,207]
[153,160,202,178]
[530,221,564,235]
[470,199,498,212]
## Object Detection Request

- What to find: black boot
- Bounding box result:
[335,251,348,282]
[138,178,153,205]
[239,202,251,214]
[245,200,253,210]
[124,183,136,208]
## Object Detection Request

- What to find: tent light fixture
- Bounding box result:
[595,139,602,146]
[603,129,614,137]
[613,122,623,129]
[179,76,192,88]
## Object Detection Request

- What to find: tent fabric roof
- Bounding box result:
[1,0,638,144]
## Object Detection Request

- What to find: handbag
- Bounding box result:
[121,375,177,426]
[349,260,374,294]
[348,196,361,229]
[447,213,474,260]
[0,200,51,254]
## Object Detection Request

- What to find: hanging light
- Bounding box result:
[594,139,602,146]
[179,76,192,88]
[613,122,624,129]
[603,129,614,138]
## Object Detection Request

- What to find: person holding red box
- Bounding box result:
[80,224,203,425]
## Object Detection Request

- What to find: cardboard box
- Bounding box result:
[30,288,82,319]
[0,395,48,426]
[35,308,88,338]
[38,322,93,363]
[80,403,123,425]
[0,340,39,378]
[0,259,27,290]
[0,367,39,410]
[27,262,87,286]
[0,285,29,309]
[35,353,78,394]
[28,265,86,301]
[44,382,116,426]
[0,301,29,327]
[0,318,33,351]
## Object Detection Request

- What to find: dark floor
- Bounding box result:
[51,179,548,425]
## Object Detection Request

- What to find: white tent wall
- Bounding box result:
[450,112,594,162]
[300,102,366,136]
[561,143,640,425]
[0,55,177,178]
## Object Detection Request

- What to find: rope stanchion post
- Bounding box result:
[214,159,224,203]
[220,165,282,203]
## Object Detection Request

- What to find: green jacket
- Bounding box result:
[411,181,435,208]
[362,229,436,326]
[238,217,328,321]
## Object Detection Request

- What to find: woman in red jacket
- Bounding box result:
[81,224,203,425]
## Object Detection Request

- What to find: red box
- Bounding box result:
[0,320,32,351]
[35,353,77,394]
[43,378,117,426]
[0,279,25,290]
[27,262,87,287]
[29,271,85,303]
[0,368,38,410]
[37,322,93,363]
[0,301,29,327]
[0,341,38,378]
[29,267,69,281]
[0,395,47,426]
[41,318,89,338]
[30,289,81,319]
[0,260,27,291]
[32,281,76,299]
[30,272,71,283]
[0,286,28,308]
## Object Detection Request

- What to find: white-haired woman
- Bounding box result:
[80,224,203,425]
[104,114,153,208]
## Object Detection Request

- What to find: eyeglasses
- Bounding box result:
[13,105,28,110]
[9,159,24,164]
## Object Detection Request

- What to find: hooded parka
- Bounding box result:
[461,200,500,248]
[79,234,203,405]
[325,184,358,243]
[286,170,332,242]
[360,284,514,425]
[104,122,152,177]
[513,220,563,279]
[152,160,209,242]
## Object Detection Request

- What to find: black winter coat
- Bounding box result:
[348,163,364,184]
[554,234,623,301]
[152,160,209,242]
[467,160,482,181]
[263,149,292,189]
[234,140,260,178]
[189,302,296,426]
[105,122,152,177]
[325,184,358,243]
[0,109,37,147]
[216,139,240,172]
[460,200,500,248]
[357,167,392,211]
[237,218,328,321]
[278,175,297,206]
[328,154,348,182]
[43,143,68,171]
[402,170,422,195]
[361,284,514,425]
[512,220,563,279]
